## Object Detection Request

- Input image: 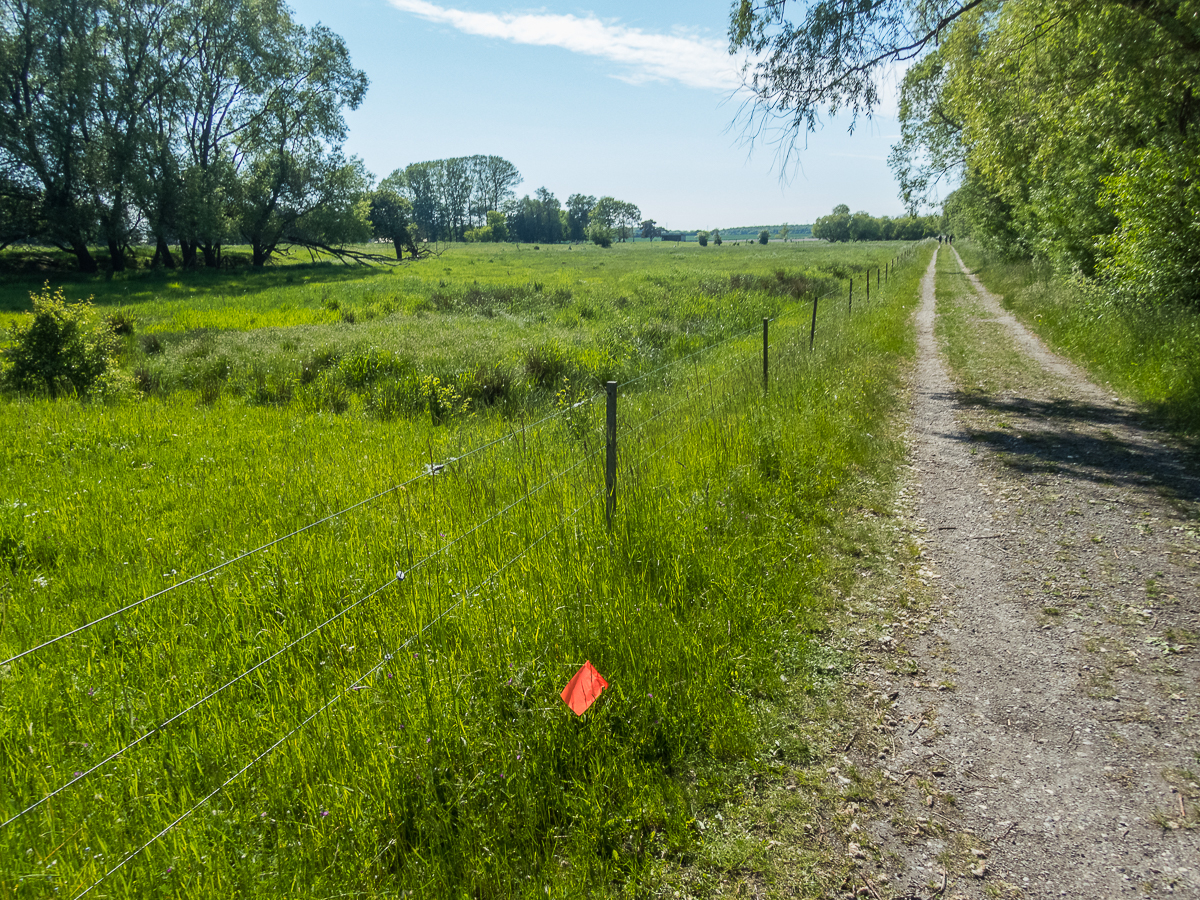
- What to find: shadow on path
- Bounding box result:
[930,390,1200,508]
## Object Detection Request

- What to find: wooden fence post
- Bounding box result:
[605,381,616,530]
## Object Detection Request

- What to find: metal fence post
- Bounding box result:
[605,381,617,530]
[762,318,769,393]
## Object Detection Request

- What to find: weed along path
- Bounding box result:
[855,247,1200,898]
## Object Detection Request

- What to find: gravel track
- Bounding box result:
[853,247,1200,900]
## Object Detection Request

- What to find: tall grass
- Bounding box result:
[3,242,911,414]
[0,242,930,897]
[956,243,1200,439]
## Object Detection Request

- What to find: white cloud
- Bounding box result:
[387,1,743,90]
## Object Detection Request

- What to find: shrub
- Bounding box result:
[589,224,613,248]
[2,284,119,398]
[697,231,709,247]
[712,229,722,246]
[758,230,770,245]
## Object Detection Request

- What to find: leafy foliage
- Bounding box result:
[892,0,1200,301]
[2,284,117,397]
[0,0,369,271]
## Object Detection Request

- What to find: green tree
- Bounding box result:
[566,194,595,242]
[615,201,641,242]
[470,155,521,224]
[812,205,851,242]
[778,223,789,241]
[589,196,620,231]
[370,176,418,259]
[848,211,881,242]
[697,230,709,247]
[757,229,770,245]
[712,229,722,245]
[0,0,107,271]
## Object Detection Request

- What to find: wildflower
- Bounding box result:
[320,811,329,818]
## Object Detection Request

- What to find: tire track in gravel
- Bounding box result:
[863,247,1200,899]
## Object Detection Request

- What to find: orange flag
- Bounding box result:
[561,660,608,716]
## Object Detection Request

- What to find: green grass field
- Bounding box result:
[1,240,930,898]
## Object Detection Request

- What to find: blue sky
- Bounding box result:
[287,0,912,229]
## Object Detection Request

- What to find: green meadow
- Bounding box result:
[1,240,929,898]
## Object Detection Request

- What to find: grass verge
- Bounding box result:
[955,243,1200,441]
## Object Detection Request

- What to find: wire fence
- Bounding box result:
[0,239,933,898]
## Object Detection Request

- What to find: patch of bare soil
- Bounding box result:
[845,248,1200,900]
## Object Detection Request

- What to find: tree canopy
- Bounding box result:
[0,0,370,270]
[733,0,1200,304]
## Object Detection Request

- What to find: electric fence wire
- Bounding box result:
[1,579,390,831]
[620,346,761,442]
[70,480,607,900]
[5,436,605,832]
[623,356,760,480]
[42,239,934,887]
[1,398,597,669]
[617,319,767,392]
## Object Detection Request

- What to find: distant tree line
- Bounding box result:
[811,205,942,242]
[0,0,373,271]
[374,161,646,248]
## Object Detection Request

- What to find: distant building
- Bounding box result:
[661,233,683,242]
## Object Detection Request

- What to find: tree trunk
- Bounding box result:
[71,240,99,274]
[152,237,176,268]
[202,241,219,268]
[252,241,270,266]
[180,240,198,268]
[108,238,126,272]
[392,237,403,259]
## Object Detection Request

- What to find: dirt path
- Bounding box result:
[855,247,1200,899]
